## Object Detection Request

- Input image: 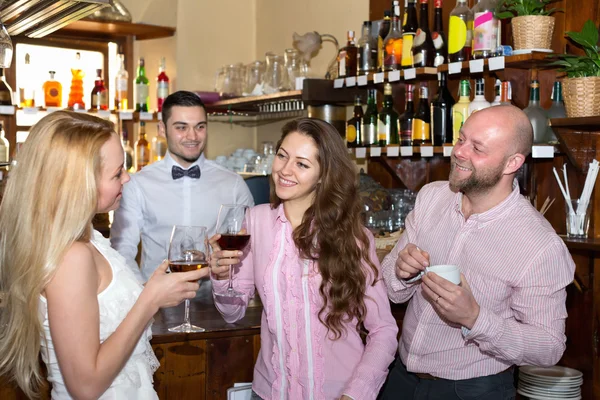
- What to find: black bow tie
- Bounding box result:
[172,165,201,180]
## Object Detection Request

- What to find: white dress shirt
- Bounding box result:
[110,151,254,281]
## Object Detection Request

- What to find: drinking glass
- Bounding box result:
[262,53,285,94]
[0,18,13,68]
[168,225,209,333]
[214,204,251,298]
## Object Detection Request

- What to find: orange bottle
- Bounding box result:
[68,52,85,110]
[43,71,62,107]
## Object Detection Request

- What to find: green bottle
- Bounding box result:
[135,57,149,112]
[378,83,399,146]
[361,89,379,146]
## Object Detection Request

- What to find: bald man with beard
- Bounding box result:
[380,106,575,400]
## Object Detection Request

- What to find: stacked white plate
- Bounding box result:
[517,366,583,400]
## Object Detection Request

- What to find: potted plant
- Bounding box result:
[496,0,562,51]
[552,20,600,117]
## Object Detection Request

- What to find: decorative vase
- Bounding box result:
[561,76,600,117]
[511,15,555,50]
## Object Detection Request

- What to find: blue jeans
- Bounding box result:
[380,358,516,400]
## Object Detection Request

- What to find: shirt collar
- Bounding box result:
[454,179,521,225]
[164,151,206,171]
[275,203,288,223]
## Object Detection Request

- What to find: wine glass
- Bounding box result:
[168,225,209,333]
[214,204,251,298]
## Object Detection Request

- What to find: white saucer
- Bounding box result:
[512,48,554,55]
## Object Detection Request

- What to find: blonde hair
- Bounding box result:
[0,111,115,398]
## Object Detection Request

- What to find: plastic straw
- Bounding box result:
[563,164,572,204]
[553,167,575,214]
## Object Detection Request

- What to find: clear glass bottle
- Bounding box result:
[378,10,392,71]
[546,81,564,144]
[402,0,419,68]
[472,0,499,59]
[121,123,134,173]
[347,95,364,147]
[0,123,9,163]
[362,89,379,146]
[152,128,168,162]
[432,72,455,145]
[412,82,431,145]
[338,31,358,77]
[135,57,149,112]
[43,71,62,107]
[384,1,403,71]
[452,79,471,144]
[378,83,400,146]
[20,53,35,107]
[412,0,435,68]
[358,21,377,75]
[157,57,169,112]
[432,0,447,67]
[135,121,150,171]
[524,79,550,144]
[490,79,502,106]
[400,83,415,146]
[115,53,129,110]
[448,0,473,62]
[468,78,491,116]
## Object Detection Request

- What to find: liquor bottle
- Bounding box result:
[412,0,435,68]
[431,72,455,145]
[378,83,400,146]
[91,69,108,111]
[490,79,501,106]
[448,0,473,62]
[135,57,150,112]
[358,21,377,75]
[0,68,13,106]
[152,125,168,162]
[400,83,415,146]
[0,123,9,163]
[546,81,564,143]
[135,121,150,171]
[468,78,491,116]
[378,10,392,71]
[499,81,512,105]
[472,0,499,59]
[452,79,471,144]
[115,53,129,110]
[346,95,364,147]
[383,1,403,71]
[523,79,550,144]
[401,0,418,68]
[20,53,34,107]
[43,71,62,107]
[121,124,134,173]
[338,30,358,78]
[157,57,169,112]
[412,82,431,145]
[362,89,379,146]
[547,81,566,119]
[431,0,447,67]
[68,52,85,110]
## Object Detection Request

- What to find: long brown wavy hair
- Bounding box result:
[270,118,378,339]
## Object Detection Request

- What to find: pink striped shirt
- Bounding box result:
[213,204,398,400]
[382,180,575,379]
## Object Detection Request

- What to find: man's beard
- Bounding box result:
[449,158,505,195]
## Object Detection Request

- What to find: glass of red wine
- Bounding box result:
[168,225,208,333]
[214,204,250,298]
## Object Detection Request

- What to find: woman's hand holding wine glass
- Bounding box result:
[142,260,207,309]
[208,235,243,280]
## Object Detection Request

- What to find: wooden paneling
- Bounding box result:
[206,336,257,400]
[153,340,207,400]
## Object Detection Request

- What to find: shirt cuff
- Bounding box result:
[462,306,502,343]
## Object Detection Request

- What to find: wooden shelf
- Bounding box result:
[561,236,600,252]
[53,20,176,41]
[437,52,556,73]
[550,116,600,130]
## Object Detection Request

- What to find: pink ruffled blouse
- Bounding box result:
[212,204,398,400]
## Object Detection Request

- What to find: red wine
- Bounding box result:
[217,234,250,251]
[169,260,208,273]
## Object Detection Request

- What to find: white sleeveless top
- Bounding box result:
[39,230,160,399]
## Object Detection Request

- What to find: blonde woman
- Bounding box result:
[0,111,207,399]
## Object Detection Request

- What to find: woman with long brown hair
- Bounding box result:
[210,118,398,400]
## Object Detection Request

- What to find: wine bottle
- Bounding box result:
[431,0,447,67]
[378,10,392,71]
[431,72,455,145]
[378,83,400,146]
[346,95,364,147]
[401,0,418,68]
[400,84,415,146]
[412,0,435,68]
[362,89,379,146]
[412,82,431,145]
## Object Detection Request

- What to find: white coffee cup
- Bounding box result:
[405,264,461,285]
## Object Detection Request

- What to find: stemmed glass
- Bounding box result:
[167,225,208,333]
[214,204,251,298]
